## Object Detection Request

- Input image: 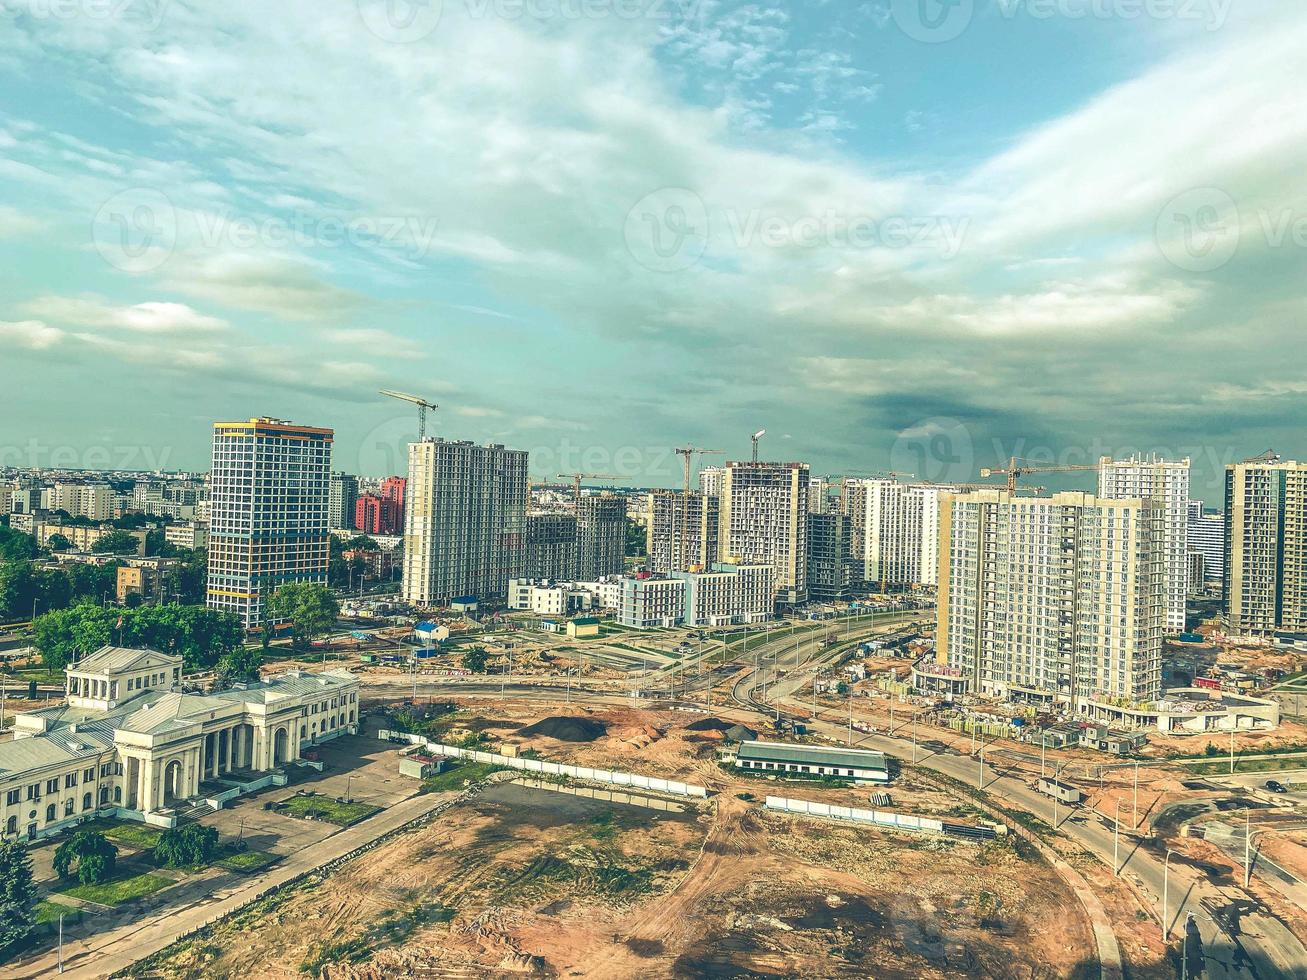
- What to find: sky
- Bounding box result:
[0,0,1303,498]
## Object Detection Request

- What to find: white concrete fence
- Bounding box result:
[380,732,709,799]
[765,795,946,833]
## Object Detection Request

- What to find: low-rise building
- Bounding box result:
[165,522,208,551]
[618,577,684,628]
[116,558,176,604]
[37,523,148,555]
[2,646,358,839]
[732,740,890,783]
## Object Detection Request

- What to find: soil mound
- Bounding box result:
[517,716,607,742]
[685,717,733,732]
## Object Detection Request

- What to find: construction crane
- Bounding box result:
[750,429,766,464]
[556,473,618,510]
[979,457,1102,495]
[379,389,439,440]
[671,446,723,573]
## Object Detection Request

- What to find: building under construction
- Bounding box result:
[645,490,719,575]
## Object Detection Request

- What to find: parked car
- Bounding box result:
[1265,779,1288,794]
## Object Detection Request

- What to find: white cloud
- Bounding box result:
[0,320,63,350]
[24,296,229,334]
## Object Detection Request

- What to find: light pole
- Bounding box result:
[345,774,353,803]
[977,733,985,791]
[1244,812,1261,889]
[1133,759,1140,829]
[1229,729,1236,775]
[1113,799,1121,877]
[1163,847,1177,940]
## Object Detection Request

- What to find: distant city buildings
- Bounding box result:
[205,417,333,629]
[841,479,947,591]
[1224,454,1307,633]
[937,490,1165,708]
[402,439,528,606]
[328,472,358,530]
[1187,499,1225,586]
[719,461,809,607]
[1098,455,1190,631]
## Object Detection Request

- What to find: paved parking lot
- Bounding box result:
[199,734,418,852]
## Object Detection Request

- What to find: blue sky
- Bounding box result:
[0,0,1302,498]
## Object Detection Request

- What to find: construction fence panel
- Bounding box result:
[405,740,709,798]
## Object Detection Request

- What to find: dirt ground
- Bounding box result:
[133,700,1103,979]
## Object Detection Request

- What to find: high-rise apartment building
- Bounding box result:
[645,490,719,575]
[328,472,358,530]
[206,418,333,629]
[807,477,833,514]
[806,511,854,601]
[524,512,579,581]
[402,439,528,606]
[53,482,114,522]
[1224,455,1307,633]
[718,461,808,606]
[698,466,725,499]
[1098,455,1190,631]
[937,490,1165,707]
[576,494,626,581]
[380,476,406,530]
[1187,499,1225,585]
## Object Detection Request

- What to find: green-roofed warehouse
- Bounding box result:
[734,740,890,783]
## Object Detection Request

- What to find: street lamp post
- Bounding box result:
[1245,812,1260,889]
[977,733,985,791]
[1133,759,1140,829]
[1163,848,1177,940]
[1229,729,1236,775]
[1114,799,1121,877]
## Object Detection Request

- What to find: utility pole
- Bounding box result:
[1162,848,1177,940]
[977,733,985,791]
[1114,799,1121,876]
[58,912,64,973]
[1230,729,1236,775]
[1245,812,1258,888]
[1133,760,1140,829]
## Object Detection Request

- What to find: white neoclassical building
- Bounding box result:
[1,646,359,840]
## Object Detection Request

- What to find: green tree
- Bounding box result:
[215,646,263,686]
[0,839,37,956]
[268,583,339,651]
[47,533,72,552]
[836,681,850,696]
[53,831,117,885]
[162,548,206,604]
[461,647,489,673]
[91,529,140,555]
[623,519,645,558]
[0,526,37,562]
[153,824,219,869]
[33,603,242,671]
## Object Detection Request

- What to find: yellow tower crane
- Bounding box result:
[979,457,1102,494]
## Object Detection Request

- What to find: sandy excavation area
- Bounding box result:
[129,702,1102,979]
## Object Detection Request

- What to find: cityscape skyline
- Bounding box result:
[2,3,1305,492]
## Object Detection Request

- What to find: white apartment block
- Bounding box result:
[618,576,684,628]
[507,579,592,616]
[53,482,114,522]
[842,479,954,589]
[937,491,1166,708]
[402,439,528,606]
[646,490,719,575]
[1098,455,1190,631]
[2,646,357,839]
[1225,456,1307,633]
[205,418,332,630]
[674,562,774,626]
[698,466,725,499]
[719,461,808,606]
[164,522,208,551]
[1187,501,1225,584]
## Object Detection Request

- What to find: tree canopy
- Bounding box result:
[0,839,37,956]
[91,529,141,555]
[53,830,117,885]
[33,602,243,671]
[153,824,219,869]
[267,583,339,650]
[461,647,489,673]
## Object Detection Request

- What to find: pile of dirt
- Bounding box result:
[619,724,663,749]
[685,717,733,732]
[724,724,757,743]
[517,716,607,742]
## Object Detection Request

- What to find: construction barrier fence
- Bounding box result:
[381,732,709,799]
[765,795,999,841]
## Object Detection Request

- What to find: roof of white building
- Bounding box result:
[71,646,180,674]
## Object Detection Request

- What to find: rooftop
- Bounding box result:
[737,740,889,771]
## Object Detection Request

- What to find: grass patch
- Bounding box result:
[214,849,278,873]
[74,818,165,850]
[299,902,454,976]
[35,899,81,925]
[278,794,382,826]
[420,760,509,793]
[1185,757,1307,776]
[55,869,172,906]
